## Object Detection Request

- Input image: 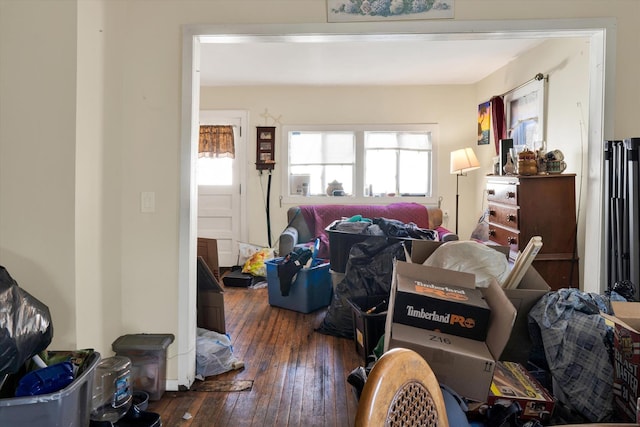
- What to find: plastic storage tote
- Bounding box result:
[112,334,174,401]
[265,258,332,313]
[347,295,389,361]
[0,351,101,427]
[326,221,412,273]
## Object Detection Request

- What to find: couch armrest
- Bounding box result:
[278,226,299,257]
[427,207,443,229]
[427,208,458,241]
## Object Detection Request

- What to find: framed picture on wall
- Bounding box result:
[478,101,491,145]
[326,0,454,22]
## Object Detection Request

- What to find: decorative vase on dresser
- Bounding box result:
[485,174,579,290]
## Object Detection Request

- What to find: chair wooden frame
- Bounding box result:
[354,348,450,427]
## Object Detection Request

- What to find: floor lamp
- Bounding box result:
[450,148,480,235]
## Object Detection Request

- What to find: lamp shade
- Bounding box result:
[450,148,480,174]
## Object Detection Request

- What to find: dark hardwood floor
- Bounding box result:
[148,284,363,426]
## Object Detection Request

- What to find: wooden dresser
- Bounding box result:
[485,174,579,290]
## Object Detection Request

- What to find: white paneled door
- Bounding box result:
[197,110,248,267]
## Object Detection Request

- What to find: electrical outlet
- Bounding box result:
[443,210,449,218]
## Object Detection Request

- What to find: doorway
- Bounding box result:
[198,110,248,267]
[177,20,614,389]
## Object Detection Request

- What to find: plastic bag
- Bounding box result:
[195,328,240,377]
[241,248,274,277]
[238,242,263,267]
[0,266,53,376]
[423,240,510,288]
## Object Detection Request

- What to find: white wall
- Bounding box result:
[0,1,79,349]
[1,0,639,387]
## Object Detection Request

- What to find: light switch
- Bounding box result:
[141,191,155,213]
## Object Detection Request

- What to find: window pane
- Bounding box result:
[290,165,353,196]
[366,150,397,195]
[399,151,431,195]
[197,157,232,186]
[365,132,431,150]
[290,131,354,165]
[291,166,323,195]
[325,165,353,195]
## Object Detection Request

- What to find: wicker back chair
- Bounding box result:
[354,348,449,427]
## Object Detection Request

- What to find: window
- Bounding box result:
[282,124,438,203]
[197,157,232,185]
[504,78,546,150]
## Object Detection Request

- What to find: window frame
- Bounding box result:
[280,123,439,205]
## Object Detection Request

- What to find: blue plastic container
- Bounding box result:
[265,258,332,313]
[15,361,75,397]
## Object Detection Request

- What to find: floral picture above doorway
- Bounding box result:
[327,0,454,22]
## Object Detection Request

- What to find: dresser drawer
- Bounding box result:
[488,223,520,251]
[486,182,518,206]
[488,203,519,229]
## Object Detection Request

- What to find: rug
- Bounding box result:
[190,380,254,392]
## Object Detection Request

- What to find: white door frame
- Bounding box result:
[177,19,615,388]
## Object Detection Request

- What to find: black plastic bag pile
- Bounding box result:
[0,266,53,378]
[316,238,405,338]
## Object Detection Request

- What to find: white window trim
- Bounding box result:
[279,123,439,205]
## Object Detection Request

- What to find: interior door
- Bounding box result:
[197,110,248,267]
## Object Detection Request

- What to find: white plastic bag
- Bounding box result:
[423,240,510,288]
[238,242,262,266]
[195,328,240,377]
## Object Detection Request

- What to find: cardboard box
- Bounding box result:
[489,361,555,421]
[410,240,550,364]
[197,237,220,282]
[392,272,491,341]
[384,260,516,402]
[197,256,226,334]
[500,266,550,364]
[601,301,640,422]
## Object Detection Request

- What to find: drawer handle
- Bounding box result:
[506,214,516,222]
[487,189,495,196]
[507,236,517,245]
[506,191,516,199]
[489,229,496,237]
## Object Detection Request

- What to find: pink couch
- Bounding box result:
[278,202,456,258]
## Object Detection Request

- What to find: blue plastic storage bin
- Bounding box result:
[266,258,333,313]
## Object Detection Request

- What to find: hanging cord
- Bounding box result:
[259,170,273,248]
[266,171,273,248]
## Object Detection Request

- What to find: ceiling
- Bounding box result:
[199,37,547,87]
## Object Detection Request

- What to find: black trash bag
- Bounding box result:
[0,266,54,376]
[316,238,405,338]
[372,218,437,241]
